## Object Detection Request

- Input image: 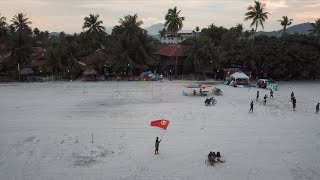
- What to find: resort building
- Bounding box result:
[160,30,197,44]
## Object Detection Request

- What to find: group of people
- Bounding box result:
[207,151,225,165]
[249,90,320,113]
[155,137,226,165]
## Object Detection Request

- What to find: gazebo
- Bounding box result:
[19,67,34,81]
[230,71,249,85]
[83,69,98,81]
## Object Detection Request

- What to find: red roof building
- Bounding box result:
[30,47,47,73]
[154,45,186,57]
[154,44,189,75]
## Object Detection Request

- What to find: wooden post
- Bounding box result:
[152,81,154,100]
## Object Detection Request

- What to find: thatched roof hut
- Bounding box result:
[19,67,34,75]
[83,69,98,76]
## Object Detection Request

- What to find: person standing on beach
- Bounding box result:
[249,101,254,113]
[270,90,274,99]
[155,137,161,155]
[316,103,319,114]
[291,92,294,101]
[263,94,267,105]
[292,97,296,111]
[256,91,259,101]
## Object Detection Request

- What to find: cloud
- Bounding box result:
[1,0,319,33]
[0,0,52,6]
[304,3,320,7]
[265,0,288,10]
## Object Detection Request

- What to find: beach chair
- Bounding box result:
[213,87,223,95]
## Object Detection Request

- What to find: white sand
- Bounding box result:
[0,80,319,180]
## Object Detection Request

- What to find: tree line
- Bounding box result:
[0,0,320,80]
[179,1,320,79]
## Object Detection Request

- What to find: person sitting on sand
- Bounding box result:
[215,152,225,163]
[208,151,215,165]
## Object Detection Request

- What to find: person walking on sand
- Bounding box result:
[249,101,254,113]
[316,103,319,114]
[155,137,161,155]
[263,94,267,105]
[291,92,294,101]
[270,90,274,99]
[256,91,259,101]
[292,97,296,111]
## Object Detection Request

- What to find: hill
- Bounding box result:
[144,23,164,35]
[256,23,313,37]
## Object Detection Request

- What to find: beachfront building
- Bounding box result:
[160,30,197,44]
[31,47,47,74]
[154,44,189,75]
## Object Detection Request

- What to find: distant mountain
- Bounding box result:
[106,27,113,34]
[256,23,313,37]
[49,32,73,37]
[49,32,60,37]
[144,23,164,35]
[104,23,164,35]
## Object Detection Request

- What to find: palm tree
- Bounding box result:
[309,18,320,44]
[195,26,200,32]
[185,37,216,75]
[164,6,185,37]
[158,28,166,37]
[235,24,244,34]
[118,14,143,34]
[278,16,293,40]
[82,14,106,40]
[0,14,8,38]
[110,33,134,68]
[244,1,269,46]
[45,47,63,76]
[11,13,32,32]
[133,30,154,65]
[110,14,154,72]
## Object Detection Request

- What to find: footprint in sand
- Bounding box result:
[25,136,36,142]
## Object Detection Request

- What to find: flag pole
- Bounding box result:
[160,129,166,141]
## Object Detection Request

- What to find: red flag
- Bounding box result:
[150,119,170,130]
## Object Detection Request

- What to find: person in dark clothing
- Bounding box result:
[292,97,296,111]
[270,90,274,99]
[263,94,267,105]
[316,103,319,114]
[207,151,214,165]
[291,92,294,101]
[249,101,254,113]
[256,91,259,101]
[208,151,213,159]
[215,152,225,163]
[155,137,161,155]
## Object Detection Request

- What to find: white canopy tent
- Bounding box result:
[230,72,249,85]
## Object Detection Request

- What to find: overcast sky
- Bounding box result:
[0,0,319,33]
